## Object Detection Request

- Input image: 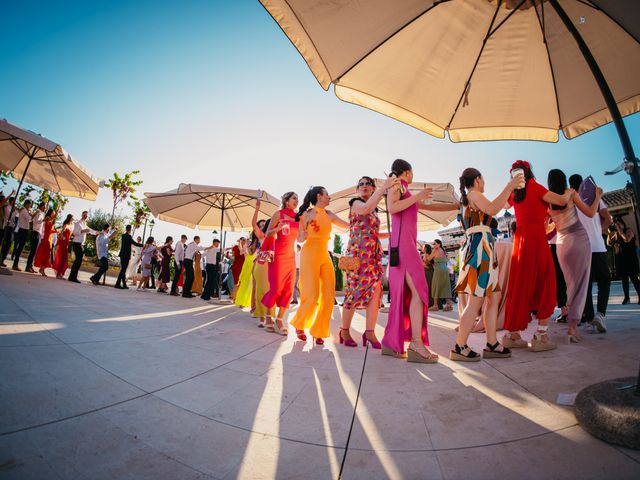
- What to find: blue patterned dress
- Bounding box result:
[455,205,500,297]
[343,207,383,309]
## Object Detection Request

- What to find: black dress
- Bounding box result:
[160,246,172,283]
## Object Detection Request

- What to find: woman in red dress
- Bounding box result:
[230,238,246,300]
[503,160,571,352]
[53,214,74,279]
[261,192,299,334]
[34,207,59,276]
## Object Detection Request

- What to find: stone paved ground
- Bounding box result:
[1,260,639,479]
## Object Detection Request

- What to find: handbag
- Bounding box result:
[338,255,360,271]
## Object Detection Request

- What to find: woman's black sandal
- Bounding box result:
[449,343,481,362]
[483,341,512,359]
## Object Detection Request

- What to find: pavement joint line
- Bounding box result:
[613,446,640,465]
[338,343,369,480]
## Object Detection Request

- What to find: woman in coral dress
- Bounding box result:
[261,192,299,334]
[34,208,59,276]
[503,160,571,352]
[53,214,73,278]
[291,187,349,343]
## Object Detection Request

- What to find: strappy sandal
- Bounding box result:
[407,341,439,364]
[381,345,407,359]
[449,343,481,362]
[483,341,511,359]
[501,333,528,349]
[273,319,288,336]
[264,316,275,333]
[296,329,307,341]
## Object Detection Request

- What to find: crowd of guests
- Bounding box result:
[1,158,639,364]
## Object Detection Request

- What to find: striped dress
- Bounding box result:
[455,205,500,297]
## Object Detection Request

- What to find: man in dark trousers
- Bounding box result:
[11,199,33,271]
[115,225,142,289]
[170,234,188,296]
[201,239,221,301]
[68,211,96,283]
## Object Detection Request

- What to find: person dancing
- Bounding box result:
[548,169,602,343]
[261,192,299,335]
[608,217,640,305]
[291,186,349,344]
[53,214,74,279]
[382,159,458,363]
[502,160,571,352]
[34,207,60,276]
[454,168,523,361]
[340,176,398,348]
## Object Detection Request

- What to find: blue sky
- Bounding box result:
[1,0,638,243]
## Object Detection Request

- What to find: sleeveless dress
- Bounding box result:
[343,205,383,310]
[455,205,500,297]
[291,207,335,338]
[231,245,245,286]
[504,179,557,331]
[159,245,172,283]
[551,205,591,326]
[430,257,452,299]
[262,210,299,309]
[234,252,256,308]
[193,251,203,294]
[254,236,276,318]
[382,180,430,353]
[34,220,55,269]
[53,226,72,276]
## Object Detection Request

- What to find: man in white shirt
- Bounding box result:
[90,223,118,285]
[0,195,16,267]
[11,199,34,271]
[569,174,612,333]
[182,236,208,298]
[170,234,188,296]
[201,239,221,300]
[25,202,46,273]
[68,211,97,283]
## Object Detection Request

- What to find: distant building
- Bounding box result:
[602,185,638,234]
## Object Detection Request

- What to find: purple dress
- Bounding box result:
[382,180,430,353]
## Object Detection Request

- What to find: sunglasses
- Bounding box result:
[358,181,374,187]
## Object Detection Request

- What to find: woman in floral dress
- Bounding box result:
[340,176,398,348]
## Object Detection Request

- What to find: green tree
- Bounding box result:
[104,170,143,222]
[128,198,151,235]
[332,234,344,291]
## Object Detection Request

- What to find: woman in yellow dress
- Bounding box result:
[192,251,204,295]
[291,186,349,344]
[235,236,257,308]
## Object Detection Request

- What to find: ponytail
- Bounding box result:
[459,168,482,207]
[296,186,325,221]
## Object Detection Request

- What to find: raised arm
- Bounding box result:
[251,200,266,241]
[419,202,460,212]
[351,177,400,216]
[387,185,432,214]
[573,187,603,218]
[543,189,573,207]
[326,210,350,229]
[265,211,281,236]
[467,177,520,216]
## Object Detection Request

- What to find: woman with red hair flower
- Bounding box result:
[503,160,572,352]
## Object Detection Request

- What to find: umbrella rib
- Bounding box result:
[445,0,503,131]
[487,0,528,39]
[333,0,450,84]
[533,1,563,128]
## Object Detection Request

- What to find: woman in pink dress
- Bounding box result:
[261,192,299,334]
[53,214,74,279]
[34,208,58,276]
[382,159,458,363]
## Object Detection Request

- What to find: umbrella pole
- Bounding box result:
[550,0,640,397]
[218,194,225,300]
[549,0,640,235]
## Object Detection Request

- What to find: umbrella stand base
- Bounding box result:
[574,376,640,450]
[0,267,13,276]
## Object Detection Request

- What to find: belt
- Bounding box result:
[464,225,491,236]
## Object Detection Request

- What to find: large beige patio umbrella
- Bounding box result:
[143,183,280,231]
[0,119,101,200]
[329,180,459,231]
[260,0,640,211]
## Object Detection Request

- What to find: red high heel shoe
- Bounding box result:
[339,328,357,347]
[314,337,324,345]
[296,329,307,341]
[362,330,382,349]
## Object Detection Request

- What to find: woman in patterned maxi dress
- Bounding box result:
[340,176,398,348]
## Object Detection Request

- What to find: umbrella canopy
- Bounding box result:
[260,0,639,142]
[143,184,281,231]
[0,118,101,200]
[328,180,459,231]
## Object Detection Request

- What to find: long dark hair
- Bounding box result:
[511,160,535,204]
[390,159,412,177]
[250,219,266,246]
[296,186,326,221]
[62,214,73,226]
[547,169,567,211]
[459,168,482,207]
